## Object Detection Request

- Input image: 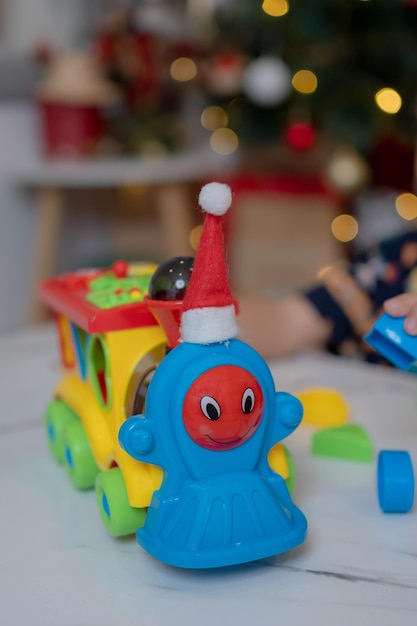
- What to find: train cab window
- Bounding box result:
[88,335,112,409]
[125,344,165,417]
[71,324,88,379]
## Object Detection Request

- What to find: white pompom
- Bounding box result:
[199,182,232,216]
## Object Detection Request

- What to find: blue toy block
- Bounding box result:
[364,313,417,372]
[377,450,415,513]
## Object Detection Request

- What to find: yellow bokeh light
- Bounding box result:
[395,193,417,221]
[292,69,318,94]
[189,225,203,251]
[210,128,239,155]
[170,57,197,82]
[201,106,228,131]
[375,87,402,114]
[331,214,359,243]
[324,145,370,193]
[262,0,289,17]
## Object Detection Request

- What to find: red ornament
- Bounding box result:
[285,122,316,150]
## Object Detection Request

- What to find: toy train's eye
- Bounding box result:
[200,396,221,420]
[242,388,255,414]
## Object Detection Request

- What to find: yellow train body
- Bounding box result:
[54,322,166,507]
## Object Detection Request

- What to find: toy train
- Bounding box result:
[40,182,307,568]
[40,257,295,535]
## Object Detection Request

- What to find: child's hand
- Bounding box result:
[384,293,417,335]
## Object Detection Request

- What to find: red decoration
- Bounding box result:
[39,268,157,334]
[285,122,316,150]
[112,259,129,278]
[93,11,164,109]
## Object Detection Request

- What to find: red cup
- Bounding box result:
[145,298,183,350]
[38,99,104,158]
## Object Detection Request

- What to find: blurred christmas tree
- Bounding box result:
[199,0,417,192]
[92,1,192,157]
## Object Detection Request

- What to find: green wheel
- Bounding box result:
[44,399,78,463]
[95,467,147,537]
[63,420,99,490]
[283,445,296,495]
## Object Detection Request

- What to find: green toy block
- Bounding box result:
[312,424,373,463]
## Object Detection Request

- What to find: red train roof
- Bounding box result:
[38,261,159,333]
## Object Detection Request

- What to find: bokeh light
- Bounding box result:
[262,0,289,17]
[375,87,402,114]
[170,57,197,82]
[201,106,228,130]
[331,214,359,242]
[323,145,370,193]
[285,122,316,150]
[292,69,318,94]
[395,192,417,220]
[243,56,292,106]
[210,128,239,154]
[189,225,203,251]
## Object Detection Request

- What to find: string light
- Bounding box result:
[262,0,289,17]
[375,87,402,114]
[323,145,370,193]
[331,214,359,242]
[292,69,318,94]
[210,128,239,155]
[395,192,417,220]
[201,106,228,130]
[170,57,197,82]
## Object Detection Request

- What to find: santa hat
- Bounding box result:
[180,182,240,344]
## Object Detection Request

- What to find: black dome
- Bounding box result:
[148,256,194,301]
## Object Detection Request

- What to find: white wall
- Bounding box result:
[0,103,40,333]
[0,0,92,57]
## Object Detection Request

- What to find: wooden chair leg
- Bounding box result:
[153,183,195,259]
[27,187,64,325]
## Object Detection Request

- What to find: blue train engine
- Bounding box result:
[119,182,308,568]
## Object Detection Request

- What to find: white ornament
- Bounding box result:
[243,56,292,107]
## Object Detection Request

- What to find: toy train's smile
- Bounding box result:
[205,423,257,446]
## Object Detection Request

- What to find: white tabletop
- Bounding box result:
[7,146,238,188]
[0,324,416,626]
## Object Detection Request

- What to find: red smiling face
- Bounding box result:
[182,365,264,450]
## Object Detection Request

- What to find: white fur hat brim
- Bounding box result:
[181,305,239,344]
